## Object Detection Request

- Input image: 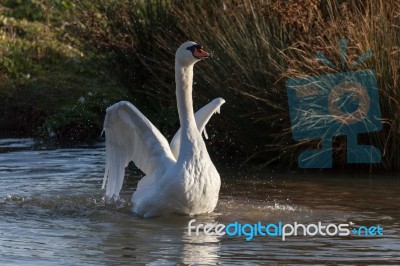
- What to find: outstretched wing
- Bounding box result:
[102,101,176,198]
[170,97,225,159]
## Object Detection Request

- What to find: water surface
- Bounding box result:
[0,138,399,265]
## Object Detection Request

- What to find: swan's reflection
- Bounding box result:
[93,210,221,265]
[181,233,221,265]
[92,195,318,264]
[180,215,221,265]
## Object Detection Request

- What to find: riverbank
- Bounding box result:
[1,0,399,169]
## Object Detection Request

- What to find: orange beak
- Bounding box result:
[193,48,212,59]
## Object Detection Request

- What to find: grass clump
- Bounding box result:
[277,0,400,169]
[0,0,128,143]
[71,0,293,161]
[71,0,400,169]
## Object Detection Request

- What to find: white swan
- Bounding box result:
[102,41,225,217]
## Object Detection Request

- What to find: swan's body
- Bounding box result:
[102,41,224,217]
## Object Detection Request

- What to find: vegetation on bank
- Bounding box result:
[0,0,128,142]
[0,0,399,169]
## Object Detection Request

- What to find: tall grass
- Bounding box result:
[71,0,400,169]
[278,0,400,169]
[72,0,294,161]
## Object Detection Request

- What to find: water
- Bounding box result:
[0,138,399,265]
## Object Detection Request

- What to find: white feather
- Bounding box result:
[102,101,176,198]
[170,97,225,159]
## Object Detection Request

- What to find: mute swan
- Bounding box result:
[102,41,225,218]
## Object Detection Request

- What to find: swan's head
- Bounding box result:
[175,41,212,66]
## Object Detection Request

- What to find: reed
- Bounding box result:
[277,0,400,169]
[72,0,400,169]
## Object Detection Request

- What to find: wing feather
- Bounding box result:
[170,97,225,159]
[102,101,176,198]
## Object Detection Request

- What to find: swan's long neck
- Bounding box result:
[176,62,196,130]
[175,61,198,157]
